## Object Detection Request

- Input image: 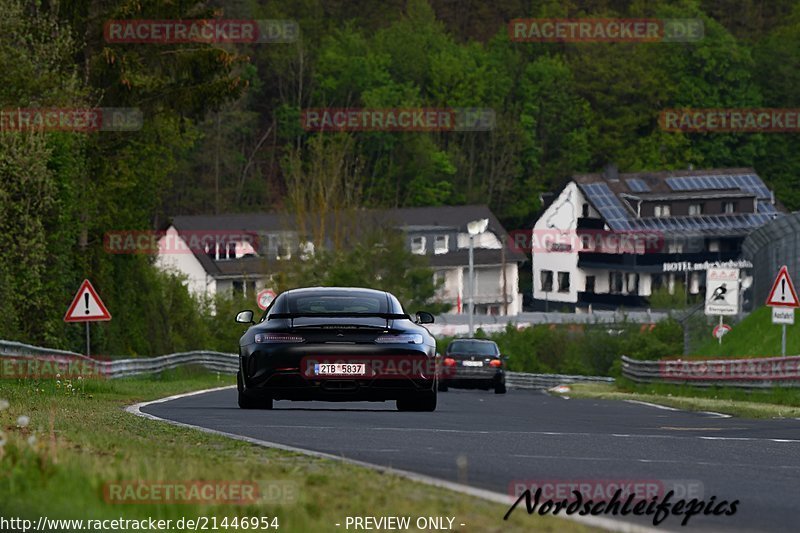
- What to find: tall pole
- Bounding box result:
[85,322,91,356]
[468,234,474,336]
[501,234,508,315]
[782,324,787,357]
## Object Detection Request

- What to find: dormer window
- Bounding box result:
[688,203,703,216]
[723,201,736,214]
[434,235,448,254]
[411,236,426,255]
[654,204,671,217]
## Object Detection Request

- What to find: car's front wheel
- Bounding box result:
[237,371,273,409]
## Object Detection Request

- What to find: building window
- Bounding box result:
[654,204,671,217]
[433,235,448,254]
[626,273,639,294]
[276,242,292,261]
[609,272,624,294]
[557,272,570,293]
[540,270,553,292]
[688,203,703,216]
[723,201,736,214]
[582,203,590,217]
[585,276,595,294]
[411,236,426,255]
[433,271,446,288]
[708,239,720,252]
[667,241,684,254]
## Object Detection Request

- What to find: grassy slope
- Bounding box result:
[692,305,800,357]
[566,307,800,417]
[0,369,594,533]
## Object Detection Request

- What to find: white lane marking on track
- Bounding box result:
[127,387,661,533]
[510,454,800,470]
[625,400,681,411]
[626,400,733,420]
[700,411,732,419]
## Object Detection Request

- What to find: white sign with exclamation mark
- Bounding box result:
[766,266,800,308]
[64,279,112,322]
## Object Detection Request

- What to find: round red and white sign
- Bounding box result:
[257,289,276,310]
[712,323,731,339]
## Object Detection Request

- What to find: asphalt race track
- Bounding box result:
[141,388,800,532]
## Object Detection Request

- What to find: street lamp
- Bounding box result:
[467,218,489,336]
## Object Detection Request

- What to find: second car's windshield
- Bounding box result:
[448,342,498,355]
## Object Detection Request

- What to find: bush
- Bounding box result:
[436,318,684,377]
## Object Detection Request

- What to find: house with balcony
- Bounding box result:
[530,167,783,311]
[155,205,525,315]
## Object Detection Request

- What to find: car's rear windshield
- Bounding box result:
[287,292,388,314]
[447,341,499,355]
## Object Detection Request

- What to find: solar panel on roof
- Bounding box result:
[581,177,776,235]
[666,174,772,199]
[578,182,632,230]
[758,202,778,214]
[626,178,650,192]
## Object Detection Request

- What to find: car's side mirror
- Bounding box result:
[415,311,435,324]
[235,310,255,324]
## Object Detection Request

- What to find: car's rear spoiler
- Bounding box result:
[268,312,410,328]
[268,312,409,320]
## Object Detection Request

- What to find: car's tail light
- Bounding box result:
[489,358,502,368]
[443,357,456,366]
[374,334,423,344]
[254,333,304,343]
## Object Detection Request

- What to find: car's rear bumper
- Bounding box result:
[239,343,436,401]
[441,367,504,388]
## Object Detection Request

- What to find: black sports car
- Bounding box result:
[235,287,438,411]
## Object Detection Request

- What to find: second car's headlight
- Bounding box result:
[254,333,304,343]
[374,334,423,344]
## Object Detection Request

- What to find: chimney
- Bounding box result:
[603,163,619,181]
[539,192,555,209]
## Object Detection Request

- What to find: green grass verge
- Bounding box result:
[0,368,596,532]
[693,305,800,357]
[567,381,800,419]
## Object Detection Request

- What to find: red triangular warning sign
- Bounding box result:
[766,266,800,308]
[64,280,112,322]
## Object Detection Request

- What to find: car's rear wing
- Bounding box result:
[268,312,409,320]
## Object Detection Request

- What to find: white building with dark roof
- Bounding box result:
[155,205,525,315]
[531,167,783,311]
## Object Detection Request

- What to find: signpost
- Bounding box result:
[64,279,112,356]
[705,268,740,345]
[257,289,277,311]
[766,266,799,356]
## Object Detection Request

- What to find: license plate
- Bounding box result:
[314,363,367,376]
[462,361,484,367]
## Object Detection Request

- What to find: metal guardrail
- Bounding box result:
[0,339,610,389]
[0,339,237,379]
[621,354,800,388]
